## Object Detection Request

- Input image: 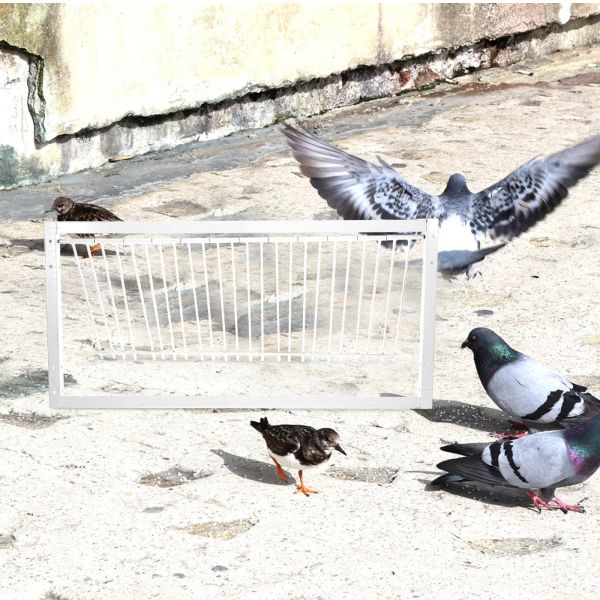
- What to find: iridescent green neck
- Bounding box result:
[475,342,519,386]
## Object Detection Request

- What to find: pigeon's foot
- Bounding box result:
[271,458,288,483]
[294,470,318,496]
[493,420,530,439]
[527,491,552,512]
[526,491,585,514]
[548,497,586,514]
[509,421,529,431]
[466,263,483,280]
[493,431,528,440]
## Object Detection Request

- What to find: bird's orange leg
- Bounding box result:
[295,470,318,496]
[271,457,288,483]
[90,243,102,256]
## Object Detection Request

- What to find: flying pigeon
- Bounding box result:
[431,413,600,513]
[250,417,346,496]
[462,327,600,432]
[283,124,600,278]
[44,196,122,256]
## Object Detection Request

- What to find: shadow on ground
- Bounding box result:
[414,398,510,433]
[421,477,533,510]
[211,449,291,486]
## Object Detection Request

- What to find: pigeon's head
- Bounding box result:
[441,173,471,197]
[461,327,506,352]
[45,196,75,216]
[317,428,347,455]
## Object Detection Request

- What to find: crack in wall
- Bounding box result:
[27,54,46,143]
[0,40,46,143]
[36,13,600,149]
[2,13,600,190]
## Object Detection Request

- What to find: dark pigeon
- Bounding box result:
[462,327,600,430]
[250,417,346,496]
[283,124,600,278]
[431,413,600,513]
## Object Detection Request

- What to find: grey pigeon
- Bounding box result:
[283,124,600,278]
[250,417,346,496]
[462,327,600,431]
[431,413,600,513]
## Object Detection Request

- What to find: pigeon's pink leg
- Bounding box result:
[509,421,529,431]
[526,491,552,512]
[547,497,585,514]
[493,421,529,439]
[526,491,584,513]
[493,431,528,440]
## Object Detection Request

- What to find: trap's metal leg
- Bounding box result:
[45,222,64,409]
[417,218,439,409]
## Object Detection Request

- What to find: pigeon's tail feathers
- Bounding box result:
[571,382,588,393]
[440,442,489,457]
[437,456,509,487]
[560,393,600,427]
[250,417,270,433]
[583,391,600,408]
[437,243,505,274]
[475,243,506,261]
[430,473,467,487]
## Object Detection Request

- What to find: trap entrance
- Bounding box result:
[45,220,438,408]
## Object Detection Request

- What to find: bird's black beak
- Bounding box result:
[43,207,56,214]
[335,444,347,456]
[461,339,469,349]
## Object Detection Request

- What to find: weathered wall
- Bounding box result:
[1,2,600,189]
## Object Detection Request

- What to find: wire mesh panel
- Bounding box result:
[45,220,437,408]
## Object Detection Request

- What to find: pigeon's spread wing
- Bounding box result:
[470,136,600,240]
[283,124,442,221]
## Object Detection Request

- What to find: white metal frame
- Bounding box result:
[45,219,438,409]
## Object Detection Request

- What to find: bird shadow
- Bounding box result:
[418,476,533,510]
[413,397,509,434]
[211,449,292,486]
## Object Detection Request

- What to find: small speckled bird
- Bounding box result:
[250,417,346,496]
[283,124,600,278]
[431,413,600,513]
[44,196,122,256]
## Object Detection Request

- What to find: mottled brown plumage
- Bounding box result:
[44,196,121,255]
[45,196,122,224]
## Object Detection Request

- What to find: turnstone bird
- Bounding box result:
[462,327,600,435]
[44,196,122,256]
[250,417,346,496]
[431,413,600,513]
[283,124,600,278]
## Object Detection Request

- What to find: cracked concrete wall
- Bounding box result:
[1,2,600,189]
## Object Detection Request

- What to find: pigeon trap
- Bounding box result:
[45,219,438,408]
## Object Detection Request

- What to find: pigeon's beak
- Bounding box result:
[334,444,347,456]
[461,339,469,349]
[43,207,56,214]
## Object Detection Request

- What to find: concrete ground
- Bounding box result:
[1,44,600,599]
